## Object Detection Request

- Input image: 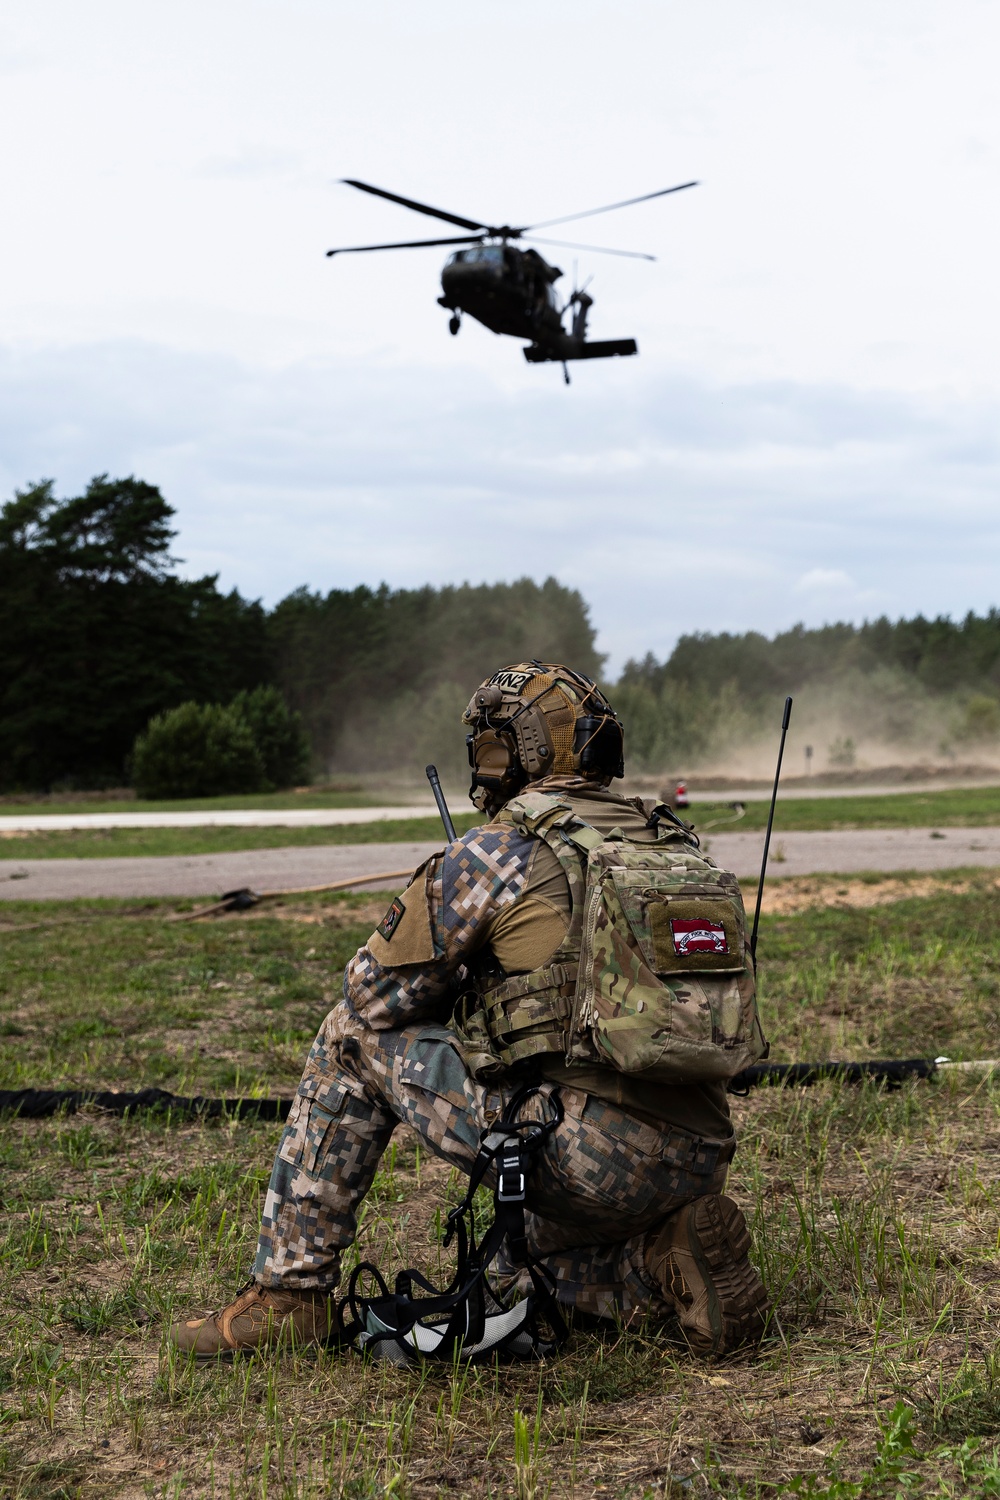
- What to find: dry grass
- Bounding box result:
[3,880,1000,1496]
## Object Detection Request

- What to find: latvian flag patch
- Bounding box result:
[670,917,729,956]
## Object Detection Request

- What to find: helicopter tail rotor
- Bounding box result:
[570,289,594,342]
[560,267,595,340]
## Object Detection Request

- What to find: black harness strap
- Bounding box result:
[342,1085,568,1361]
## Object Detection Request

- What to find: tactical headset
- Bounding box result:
[462,663,625,809]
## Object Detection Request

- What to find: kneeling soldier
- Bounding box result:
[170,664,769,1358]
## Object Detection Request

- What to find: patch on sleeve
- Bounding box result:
[376,898,405,941]
[367,880,438,967]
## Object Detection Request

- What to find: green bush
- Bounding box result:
[230,686,311,788]
[955,694,1000,744]
[828,735,857,768]
[131,702,266,799]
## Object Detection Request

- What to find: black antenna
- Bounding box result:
[750,696,793,961]
[425,765,457,842]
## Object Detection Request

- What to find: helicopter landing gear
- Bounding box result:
[448,314,461,336]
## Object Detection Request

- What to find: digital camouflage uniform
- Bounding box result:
[253,778,736,1324]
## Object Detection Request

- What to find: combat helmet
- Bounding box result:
[462,662,624,812]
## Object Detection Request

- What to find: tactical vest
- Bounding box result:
[455,791,768,1086]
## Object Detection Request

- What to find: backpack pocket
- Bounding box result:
[569,855,765,1084]
[614,872,746,976]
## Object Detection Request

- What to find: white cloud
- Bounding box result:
[793,569,856,593]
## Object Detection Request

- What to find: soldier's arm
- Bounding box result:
[344,822,536,1029]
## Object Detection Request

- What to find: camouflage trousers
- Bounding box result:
[254,1002,733,1322]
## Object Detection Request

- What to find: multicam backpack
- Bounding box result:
[458,791,768,1085]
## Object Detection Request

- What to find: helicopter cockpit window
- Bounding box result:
[450,246,505,266]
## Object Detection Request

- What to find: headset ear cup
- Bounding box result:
[468,727,523,802]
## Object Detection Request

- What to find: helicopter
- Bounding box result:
[326,178,697,383]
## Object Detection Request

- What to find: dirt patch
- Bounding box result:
[752,872,995,915]
[236,897,388,928]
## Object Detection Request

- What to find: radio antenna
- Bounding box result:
[750,696,793,962]
[425,764,457,842]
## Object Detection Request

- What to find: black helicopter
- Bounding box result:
[326,178,697,382]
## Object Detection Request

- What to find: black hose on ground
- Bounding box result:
[2,1057,992,1120]
[730,1057,941,1090]
[0,1087,293,1120]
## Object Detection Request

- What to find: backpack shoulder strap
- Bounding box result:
[499,790,573,832]
[498,793,603,934]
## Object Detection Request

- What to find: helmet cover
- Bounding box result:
[462,662,624,811]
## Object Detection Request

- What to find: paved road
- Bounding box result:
[2,826,1000,900]
[704,825,1000,878]
[0,804,437,832]
[0,841,441,900]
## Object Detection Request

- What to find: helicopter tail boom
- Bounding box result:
[523,338,637,364]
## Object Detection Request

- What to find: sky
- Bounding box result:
[1,0,998,673]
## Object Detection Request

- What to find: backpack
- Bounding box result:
[460,792,768,1085]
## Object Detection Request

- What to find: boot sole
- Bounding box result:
[171,1324,340,1361]
[178,1334,334,1362]
[680,1194,769,1355]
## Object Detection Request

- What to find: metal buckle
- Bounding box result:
[498,1145,525,1202]
[498,1170,526,1202]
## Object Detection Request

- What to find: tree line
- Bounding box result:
[624,615,1000,703]
[617,618,1000,769]
[0,477,600,790]
[3,475,998,792]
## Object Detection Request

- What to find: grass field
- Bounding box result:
[3,787,1000,862]
[0,814,483,862]
[0,786,422,817]
[694,786,1000,833]
[3,875,1000,1495]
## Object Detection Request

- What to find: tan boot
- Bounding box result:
[643,1194,769,1356]
[168,1281,341,1359]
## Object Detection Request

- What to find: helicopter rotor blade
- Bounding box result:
[326,235,486,257]
[525,181,698,232]
[340,180,488,232]
[526,236,656,261]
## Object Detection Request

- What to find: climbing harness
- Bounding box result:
[339,1086,569,1365]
